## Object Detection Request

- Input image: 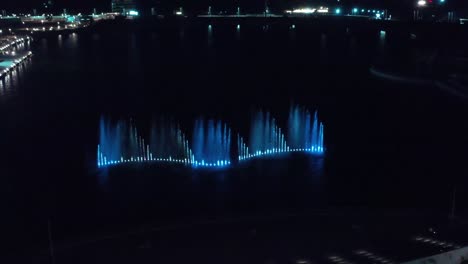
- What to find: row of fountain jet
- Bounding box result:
[97,105,324,168]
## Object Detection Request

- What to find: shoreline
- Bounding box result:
[370,66,468,100]
[0,35,33,79]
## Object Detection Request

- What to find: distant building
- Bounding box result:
[111,0,137,14]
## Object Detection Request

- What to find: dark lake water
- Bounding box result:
[1,21,468,254]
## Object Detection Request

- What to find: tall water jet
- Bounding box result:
[237,134,249,160]
[287,105,324,152]
[149,117,192,164]
[97,116,192,167]
[238,106,324,162]
[192,118,231,167]
[98,117,143,167]
[244,110,288,159]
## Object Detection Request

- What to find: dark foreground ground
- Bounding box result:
[15,210,468,264]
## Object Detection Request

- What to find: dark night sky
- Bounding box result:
[1,0,464,14]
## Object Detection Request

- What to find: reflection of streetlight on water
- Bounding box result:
[414,0,427,21]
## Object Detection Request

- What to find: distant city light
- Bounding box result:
[335,8,341,14]
[292,8,316,14]
[175,11,183,15]
[353,8,358,13]
[417,0,427,6]
[287,7,328,14]
[128,10,139,16]
[317,8,329,13]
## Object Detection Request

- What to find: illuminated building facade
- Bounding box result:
[111,0,137,14]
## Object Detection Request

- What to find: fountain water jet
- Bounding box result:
[192,118,231,167]
[97,105,324,169]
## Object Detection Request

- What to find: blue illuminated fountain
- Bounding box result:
[238,110,287,160]
[287,105,324,153]
[192,118,231,167]
[149,118,192,164]
[238,106,324,161]
[98,118,148,166]
[97,105,324,169]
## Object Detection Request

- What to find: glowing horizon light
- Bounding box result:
[292,8,316,14]
[128,10,139,16]
[417,0,427,6]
